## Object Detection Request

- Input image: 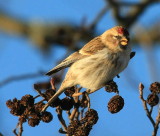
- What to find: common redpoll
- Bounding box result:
[42,26,131,112]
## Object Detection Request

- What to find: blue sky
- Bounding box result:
[0,0,160,136]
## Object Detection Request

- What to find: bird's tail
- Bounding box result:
[45,66,63,76]
[41,88,64,112]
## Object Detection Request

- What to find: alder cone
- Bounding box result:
[108,95,124,113]
[150,82,160,94]
[147,93,159,107]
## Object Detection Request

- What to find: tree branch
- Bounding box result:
[0,71,45,87]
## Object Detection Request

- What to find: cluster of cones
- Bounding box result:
[6,79,144,136]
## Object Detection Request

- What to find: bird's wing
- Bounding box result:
[79,36,106,55]
[46,51,86,76]
[46,36,106,76]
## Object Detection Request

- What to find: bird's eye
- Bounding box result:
[114,35,121,39]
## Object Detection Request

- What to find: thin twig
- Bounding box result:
[36,98,45,104]
[149,106,153,115]
[67,110,71,121]
[139,83,155,126]
[13,122,19,136]
[34,84,46,100]
[80,108,85,120]
[50,78,56,90]
[18,121,23,136]
[139,83,160,136]
[33,94,40,99]
[69,87,81,121]
[56,106,67,132]
[84,91,91,110]
[12,121,23,136]
[152,105,160,136]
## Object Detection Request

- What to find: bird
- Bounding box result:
[42,26,131,112]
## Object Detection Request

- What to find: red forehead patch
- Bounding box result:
[117,27,129,35]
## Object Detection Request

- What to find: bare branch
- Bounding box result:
[56,106,67,132]
[139,83,160,136]
[0,71,45,87]
[13,122,23,136]
[139,83,155,126]
[107,0,159,28]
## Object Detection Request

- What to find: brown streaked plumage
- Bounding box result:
[79,37,106,55]
[42,26,131,112]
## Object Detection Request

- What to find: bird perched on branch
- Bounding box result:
[42,26,131,112]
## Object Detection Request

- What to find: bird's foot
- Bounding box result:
[72,92,83,97]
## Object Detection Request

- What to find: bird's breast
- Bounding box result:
[67,50,130,90]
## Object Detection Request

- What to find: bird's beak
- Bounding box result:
[120,38,128,46]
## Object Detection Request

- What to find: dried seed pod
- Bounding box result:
[60,97,74,111]
[44,89,56,100]
[64,86,76,97]
[20,94,34,106]
[150,82,160,94]
[41,111,53,123]
[50,98,61,108]
[105,81,119,93]
[34,102,45,112]
[67,120,80,136]
[7,98,25,116]
[28,118,40,127]
[24,106,35,116]
[43,89,61,107]
[29,113,41,120]
[82,109,99,126]
[147,93,159,107]
[108,95,124,114]
[6,99,14,109]
[74,124,92,136]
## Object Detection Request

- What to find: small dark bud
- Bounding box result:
[139,83,144,91]
[147,93,159,106]
[108,95,124,114]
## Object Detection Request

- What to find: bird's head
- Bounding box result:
[101,26,130,52]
